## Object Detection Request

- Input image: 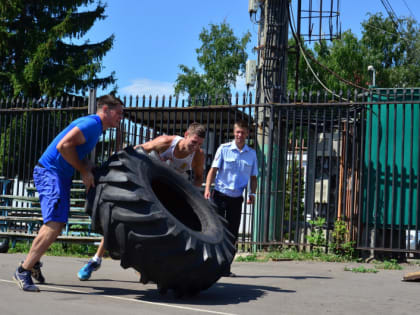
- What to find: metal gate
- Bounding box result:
[1,89,419,255]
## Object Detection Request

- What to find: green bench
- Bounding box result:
[0,184,101,247]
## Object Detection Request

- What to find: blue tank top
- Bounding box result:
[39,115,103,178]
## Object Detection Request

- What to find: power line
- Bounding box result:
[363,23,412,45]
[380,0,403,32]
[288,4,351,101]
[288,4,368,98]
[401,0,417,21]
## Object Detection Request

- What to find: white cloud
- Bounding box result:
[120,76,254,99]
[120,78,175,97]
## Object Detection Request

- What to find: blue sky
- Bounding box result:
[81,0,419,97]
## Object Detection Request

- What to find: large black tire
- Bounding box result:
[86,146,235,297]
[0,237,9,253]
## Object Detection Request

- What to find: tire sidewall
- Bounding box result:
[135,154,225,245]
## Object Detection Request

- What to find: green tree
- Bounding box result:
[314,31,367,93]
[287,37,320,94]
[174,22,251,101]
[361,13,420,87]
[0,0,115,98]
[291,13,420,94]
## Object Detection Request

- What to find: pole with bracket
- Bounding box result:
[88,88,97,164]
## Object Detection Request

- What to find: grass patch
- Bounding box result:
[7,241,99,258]
[236,254,260,262]
[374,259,403,270]
[236,248,359,263]
[6,241,31,254]
[6,240,404,269]
[344,266,379,273]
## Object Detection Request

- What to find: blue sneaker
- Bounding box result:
[13,267,40,292]
[78,259,101,281]
[20,260,45,284]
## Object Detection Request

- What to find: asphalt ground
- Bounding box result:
[1,253,420,315]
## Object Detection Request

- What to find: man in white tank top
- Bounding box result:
[137,123,205,186]
[77,123,206,281]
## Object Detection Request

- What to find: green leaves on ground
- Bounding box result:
[344,266,379,273]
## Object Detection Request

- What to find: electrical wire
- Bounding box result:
[289,4,355,100]
[380,0,401,31]
[401,0,417,20]
[363,23,413,45]
[260,0,289,103]
[305,51,369,92]
[289,2,371,92]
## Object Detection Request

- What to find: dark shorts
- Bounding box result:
[33,165,72,224]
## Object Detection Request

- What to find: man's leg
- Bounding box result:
[223,196,243,277]
[14,221,64,291]
[22,221,64,270]
[78,238,105,280]
[212,192,243,276]
[95,238,106,258]
[211,190,227,218]
[225,197,243,243]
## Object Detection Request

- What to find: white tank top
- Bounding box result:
[159,136,195,174]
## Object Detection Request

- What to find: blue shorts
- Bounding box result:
[33,166,72,224]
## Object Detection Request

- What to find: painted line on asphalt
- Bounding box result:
[0,278,237,315]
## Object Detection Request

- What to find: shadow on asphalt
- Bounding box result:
[233,275,333,280]
[41,280,296,305]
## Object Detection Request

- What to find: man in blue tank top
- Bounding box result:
[13,94,124,292]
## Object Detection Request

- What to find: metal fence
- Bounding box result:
[0,88,419,256]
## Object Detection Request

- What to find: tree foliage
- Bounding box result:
[0,0,115,98]
[291,13,420,94]
[174,22,251,100]
[361,13,420,88]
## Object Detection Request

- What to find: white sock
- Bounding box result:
[92,255,102,264]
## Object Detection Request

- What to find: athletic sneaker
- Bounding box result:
[13,268,40,292]
[31,261,45,284]
[78,259,101,281]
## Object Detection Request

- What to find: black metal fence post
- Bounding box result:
[88,88,97,164]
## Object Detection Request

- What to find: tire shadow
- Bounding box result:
[41,281,295,306]
[138,282,296,305]
[232,275,332,280]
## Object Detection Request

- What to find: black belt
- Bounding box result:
[213,190,243,200]
[37,162,45,168]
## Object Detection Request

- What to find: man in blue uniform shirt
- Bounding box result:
[13,94,124,292]
[204,120,258,277]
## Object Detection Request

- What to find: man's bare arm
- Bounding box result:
[247,175,258,204]
[191,148,205,187]
[56,127,94,190]
[204,167,218,199]
[134,135,175,153]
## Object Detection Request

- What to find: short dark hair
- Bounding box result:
[187,122,206,138]
[97,94,124,110]
[234,120,249,131]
